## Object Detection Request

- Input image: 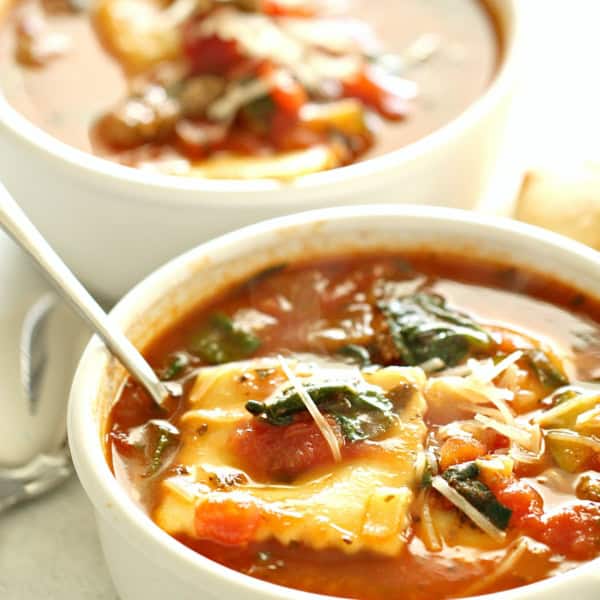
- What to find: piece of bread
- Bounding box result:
[515,163,600,251]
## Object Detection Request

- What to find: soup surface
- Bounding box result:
[0,0,499,178]
[108,251,600,599]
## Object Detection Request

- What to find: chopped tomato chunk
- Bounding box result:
[269,111,324,151]
[268,73,307,117]
[537,503,600,560]
[183,31,244,75]
[439,437,486,472]
[343,68,410,121]
[489,478,544,528]
[194,498,261,546]
[262,0,317,17]
[231,415,344,481]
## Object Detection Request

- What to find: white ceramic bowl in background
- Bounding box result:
[0,0,520,300]
[69,205,600,600]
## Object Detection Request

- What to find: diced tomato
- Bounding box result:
[343,67,410,121]
[231,415,344,481]
[183,29,244,75]
[218,129,269,155]
[262,0,317,17]
[489,478,544,529]
[194,498,261,546]
[537,503,600,560]
[269,112,324,151]
[480,429,510,453]
[439,437,486,472]
[269,74,307,117]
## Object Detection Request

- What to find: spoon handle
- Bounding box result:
[0,182,169,406]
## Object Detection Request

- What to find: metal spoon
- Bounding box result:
[0,182,171,407]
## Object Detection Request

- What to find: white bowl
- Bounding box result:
[0,0,520,299]
[69,205,600,600]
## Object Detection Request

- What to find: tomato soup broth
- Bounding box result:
[108,252,600,599]
[0,0,499,177]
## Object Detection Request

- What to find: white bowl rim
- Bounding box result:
[0,1,519,205]
[69,204,600,600]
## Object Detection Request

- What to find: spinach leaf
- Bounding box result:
[442,461,512,530]
[145,421,180,476]
[378,293,494,366]
[525,349,568,390]
[337,344,371,366]
[161,352,189,380]
[189,313,261,365]
[241,95,276,133]
[246,379,398,443]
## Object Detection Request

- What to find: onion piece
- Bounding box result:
[420,489,442,552]
[277,354,342,462]
[431,476,506,542]
[474,414,535,450]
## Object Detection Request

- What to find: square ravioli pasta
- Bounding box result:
[154,360,427,556]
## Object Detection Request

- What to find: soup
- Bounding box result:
[107,251,600,599]
[0,0,499,178]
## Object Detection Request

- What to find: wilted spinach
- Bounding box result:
[525,349,568,390]
[336,344,372,366]
[442,461,512,530]
[378,292,494,367]
[161,352,190,380]
[189,313,261,365]
[246,379,398,443]
[144,421,180,476]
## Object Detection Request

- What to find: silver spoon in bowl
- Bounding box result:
[0,181,172,407]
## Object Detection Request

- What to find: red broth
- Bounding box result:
[107,251,600,599]
[0,0,499,171]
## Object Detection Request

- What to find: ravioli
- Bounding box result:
[154,361,427,556]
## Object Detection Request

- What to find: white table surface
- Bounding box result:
[2,1,600,598]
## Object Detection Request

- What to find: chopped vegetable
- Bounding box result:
[378,292,494,366]
[442,461,512,530]
[300,99,369,137]
[431,476,507,541]
[337,344,371,366]
[246,374,397,443]
[439,437,486,471]
[145,420,180,476]
[241,95,276,133]
[576,473,600,502]
[194,497,261,545]
[525,349,568,389]
[546,429,600,472]
[189,313,261,364]
[276,355,342,462]
[161,352,190,380]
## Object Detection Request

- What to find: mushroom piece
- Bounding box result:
[98,85,181,148]
[178,75,226,118]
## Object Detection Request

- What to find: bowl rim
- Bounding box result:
[0,0,519,204]
[69,205,600,600]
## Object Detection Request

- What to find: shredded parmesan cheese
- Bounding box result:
[474,414,536,450]
[431,476,506,542]
[420,489,442,552]
[545,429,600,451]
[277,355,342,462]
[535,392,600,427]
